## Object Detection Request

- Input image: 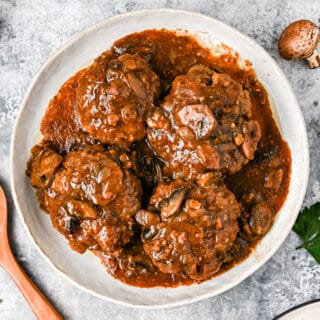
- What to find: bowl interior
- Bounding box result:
[10,9,309,308]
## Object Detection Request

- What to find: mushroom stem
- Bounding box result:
[306,49,320,68]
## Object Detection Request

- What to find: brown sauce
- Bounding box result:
[26,30,291,288]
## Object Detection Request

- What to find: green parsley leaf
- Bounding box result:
[293,202,320,263]
[0,299,2,304]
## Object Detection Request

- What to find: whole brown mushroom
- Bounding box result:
[278,20,320,68]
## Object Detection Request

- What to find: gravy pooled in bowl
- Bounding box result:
[26,30,291,287]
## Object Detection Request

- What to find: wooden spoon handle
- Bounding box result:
[1,237,62,320]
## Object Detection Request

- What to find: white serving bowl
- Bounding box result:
[10,9,309,308]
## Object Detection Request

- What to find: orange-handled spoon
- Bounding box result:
[0,185,62,320]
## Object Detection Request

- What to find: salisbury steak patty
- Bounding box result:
[76,54,160,149]
[37,145,142,255]
[146,65,261,180]
[136,172,241,280]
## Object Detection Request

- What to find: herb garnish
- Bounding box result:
[293,202,320,263]
[0,299,2,304]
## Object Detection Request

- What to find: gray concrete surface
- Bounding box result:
[0,0,319,319]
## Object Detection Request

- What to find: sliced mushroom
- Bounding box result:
[120,254,156,274]
[242,121,261,160]
[278,20,320,68]
[196,172,222,187]
[160,189,186,219]
[154,163,163,184]
[119,55,146,72]
[142,225,160,241]
[177,104,217,139]
[185,199,203,218]
[135,210,160,226]
[65,216,80,234]
[65,200,98,219]
[125,73,147,102]
[27,145,63,188]
[249,202,273,235]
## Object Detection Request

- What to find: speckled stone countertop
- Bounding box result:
[0,1,319,319]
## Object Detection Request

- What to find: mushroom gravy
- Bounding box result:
[26,30,291,287]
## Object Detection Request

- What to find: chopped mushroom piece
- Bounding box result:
[26,144,63,188]
[159,189,186,219]
[278,20,320,68]
[249,202,273,235]
[135,210,160,226]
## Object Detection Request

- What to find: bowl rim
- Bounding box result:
[274,299,320,320]
[10,8,309,309]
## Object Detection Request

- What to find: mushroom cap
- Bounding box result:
[278,20,319,60]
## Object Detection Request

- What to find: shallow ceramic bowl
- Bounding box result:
[10,9,309,308]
